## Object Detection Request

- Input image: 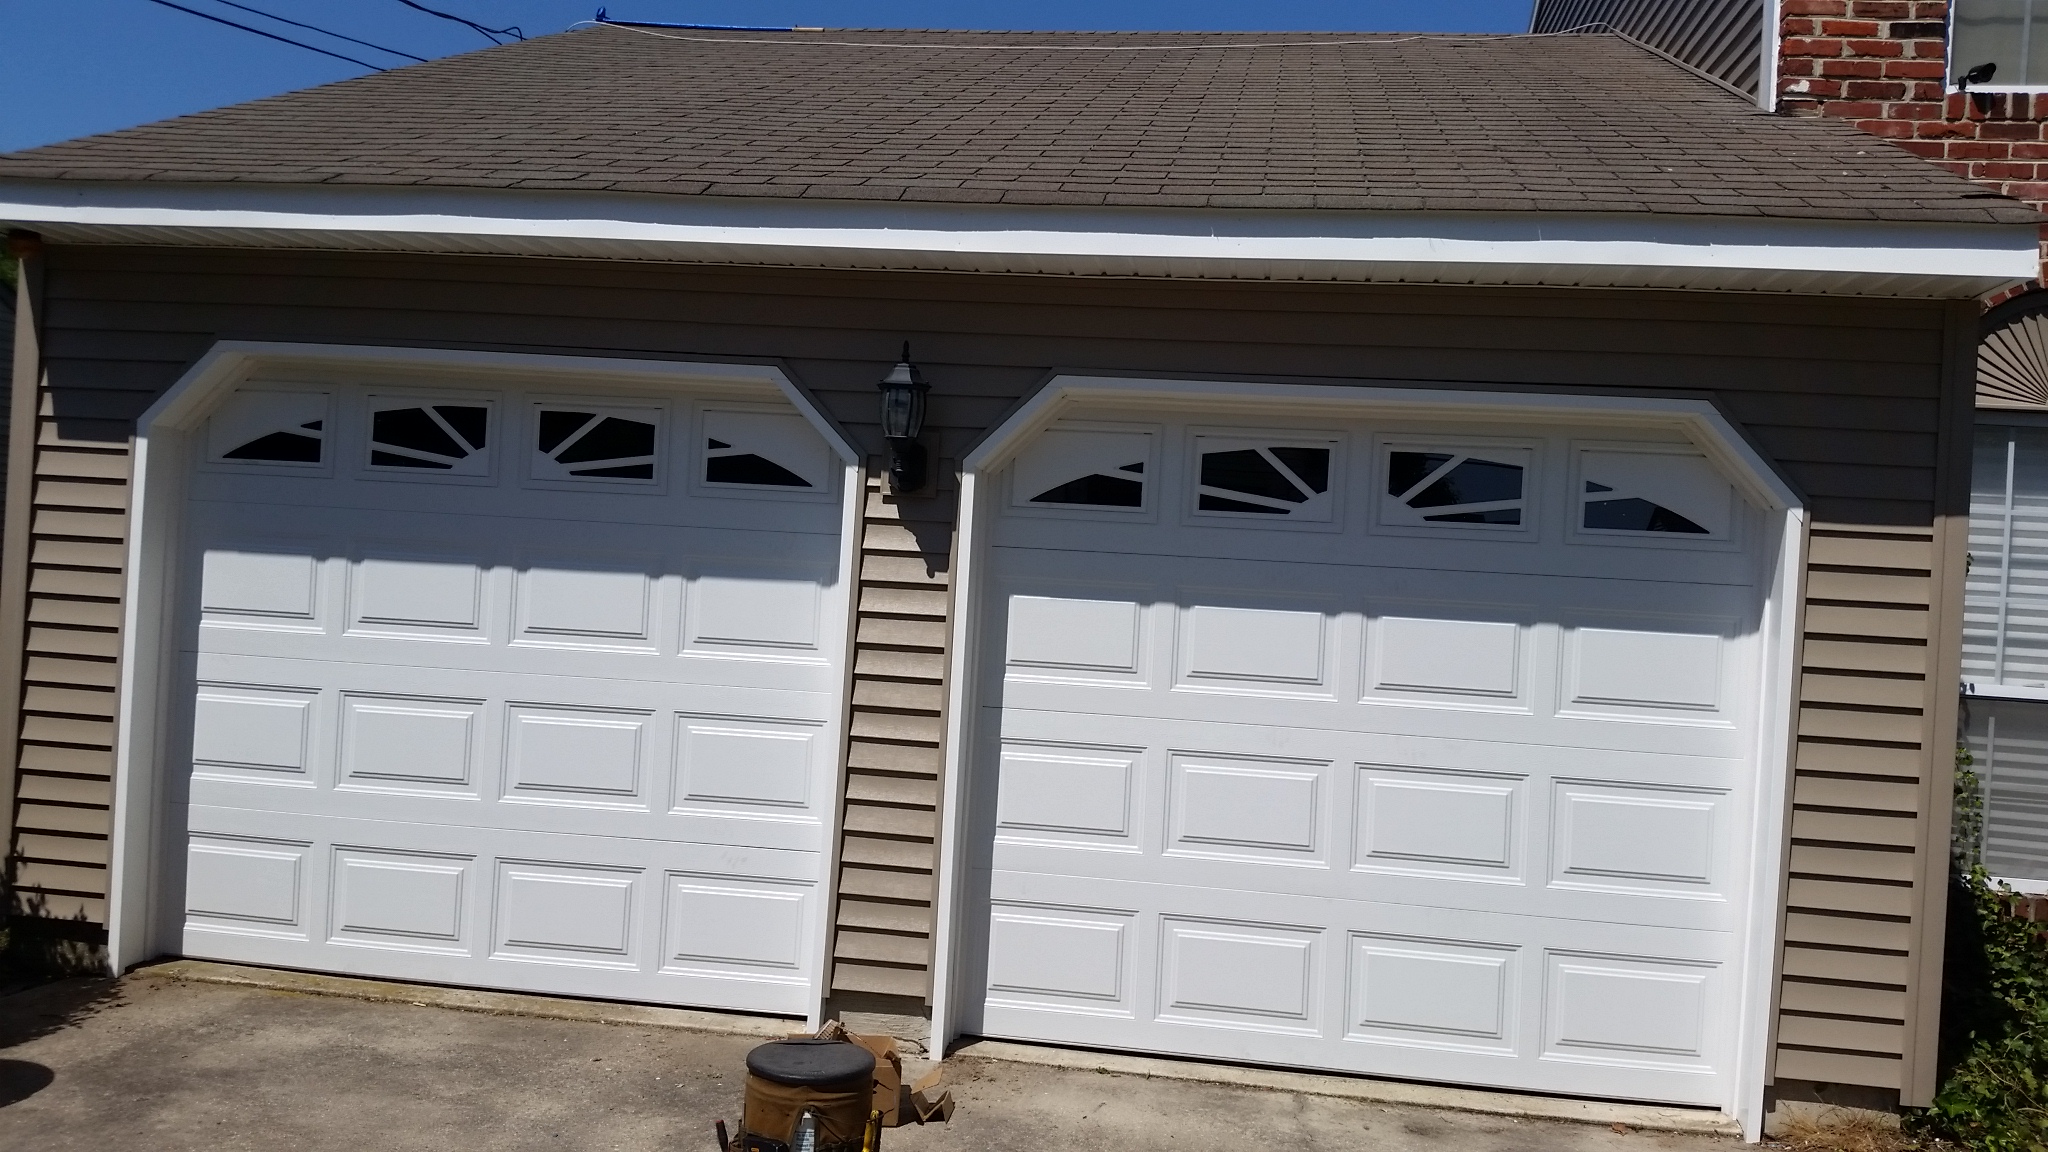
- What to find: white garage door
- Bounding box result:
[174,377,846,1014]
[965,411,1772,1106]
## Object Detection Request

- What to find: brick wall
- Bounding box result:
[1777,0,2048,290]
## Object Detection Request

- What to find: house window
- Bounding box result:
[1964,419,2048,892]
[533,405,661,482]
[1951,0,2048,89]
[1381,446,1528,527]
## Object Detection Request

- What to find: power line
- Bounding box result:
[142,0,385,69]
[392,0,523,45]
[210,0,429,62]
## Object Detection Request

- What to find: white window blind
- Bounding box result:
[1964,422,2048,691]
[1964,698,2048,891]
[1964,420,2048,891]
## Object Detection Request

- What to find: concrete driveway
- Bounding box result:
[0,967,1742,1152]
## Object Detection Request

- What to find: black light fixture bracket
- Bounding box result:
[877,342,931,493]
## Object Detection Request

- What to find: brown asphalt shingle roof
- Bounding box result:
[0,26,2036,224]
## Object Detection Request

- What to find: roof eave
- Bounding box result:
[0,179,2035,299]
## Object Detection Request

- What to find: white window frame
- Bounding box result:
[1947,0,2048,93]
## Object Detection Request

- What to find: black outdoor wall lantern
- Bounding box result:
[878,342,930,492]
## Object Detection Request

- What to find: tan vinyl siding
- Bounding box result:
[10,245,1969,1093]
[829,466,955,999]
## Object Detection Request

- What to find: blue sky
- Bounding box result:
[2,1,1534,153]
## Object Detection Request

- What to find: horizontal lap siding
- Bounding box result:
[831,468,955,1000]
[19,246,1961,1090]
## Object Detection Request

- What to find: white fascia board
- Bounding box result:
[0,179,2035,297]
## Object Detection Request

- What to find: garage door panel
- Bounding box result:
[974,869,1734,1105]
[187,475,844,538]
[989,519,1761,588]
[975,414,1771,1106]
[177,380,843,1013]
[181,804,817,1014]
[184,667,835,853]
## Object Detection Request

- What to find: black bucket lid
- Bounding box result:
[745,1039,876,1088]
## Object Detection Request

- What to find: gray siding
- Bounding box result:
[1532,0,1765,96]
[6,244,1971,1095]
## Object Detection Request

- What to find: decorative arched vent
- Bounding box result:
[1980,291,2048,409]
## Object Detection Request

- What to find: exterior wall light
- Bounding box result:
[877,343,930,492]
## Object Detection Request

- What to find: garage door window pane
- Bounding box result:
[368,403,490,473]
[208,390,328,467]
[1575,449,1732,539]
[1382,446,1526,527]
[1011,428,1152,511]
[533,406,661,483]
[700,410,830,491]
[1195,439,1333,520]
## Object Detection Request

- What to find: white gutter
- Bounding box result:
[0,179,2036,297]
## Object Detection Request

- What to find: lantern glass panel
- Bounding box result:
[881,386,925,440]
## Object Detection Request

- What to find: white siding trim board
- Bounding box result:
[0,181,2036,299]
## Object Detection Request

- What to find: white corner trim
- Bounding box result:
[927,374,1806,1138]
[0,180,2035,297]
[1734,504,1810,1143]
[105,340,866,976]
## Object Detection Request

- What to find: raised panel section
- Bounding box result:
[200,547,320,625]
[986,904,1131,1012]
[1543,952,1715,1067]
[1348,935,1517,1051]
[674,717,817,811]
[1178,602,1329,692]
[349,555,484,633]
[1368,615,1521,701]
[1567,625,1725,713]
[1355,766,1522,880]
[661,874,810,976]
[185,836,307,936]
[1550,781,1724,898]
[1159,918,1320,1033]
[1167,753,1325,864]
[191,685,316,780]
[330,848,473,953]
[505,705,649,807]
[995,743,1138,844]
[516,565,654,646]
[492,861,640,968]
[688,569,822,654]
[1005,594,1143,678]
[338,694,479,795]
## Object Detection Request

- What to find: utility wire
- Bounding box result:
[142,0,385,69]
[210,0,429,62]
[392,0,523,44]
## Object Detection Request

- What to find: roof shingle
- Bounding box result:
[0,26,2036,225]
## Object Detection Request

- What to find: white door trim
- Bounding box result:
[107,341,866,1030]
[931,373,1805,1141]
